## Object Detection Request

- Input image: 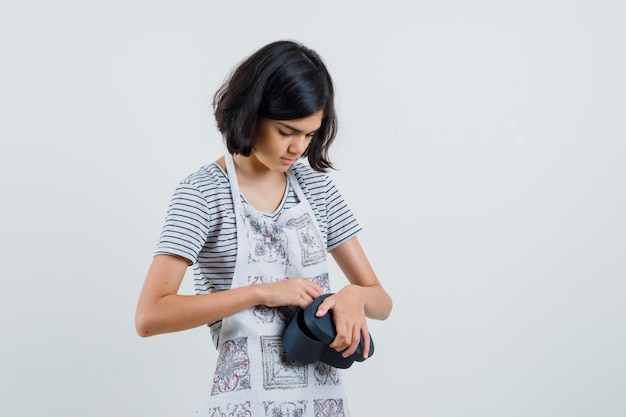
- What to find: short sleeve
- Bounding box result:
[324,176,362,250]
[154,181,211,264]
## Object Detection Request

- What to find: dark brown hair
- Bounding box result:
[213,40,338,171]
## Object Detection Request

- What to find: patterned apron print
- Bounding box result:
[197,153,350,417]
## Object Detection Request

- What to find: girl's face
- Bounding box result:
[251,109,323,172]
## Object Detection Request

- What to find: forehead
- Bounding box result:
[274,109,324,132]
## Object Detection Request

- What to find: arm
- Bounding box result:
[135,254,323,337]
[315,237,393,359]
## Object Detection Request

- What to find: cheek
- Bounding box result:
[254,135,282,155]
[252,129,270,150]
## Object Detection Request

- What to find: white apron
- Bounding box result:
[198,153,350,417]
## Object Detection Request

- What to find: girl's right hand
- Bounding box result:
[258,278,323,309]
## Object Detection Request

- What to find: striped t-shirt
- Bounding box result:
[155,161,362,343]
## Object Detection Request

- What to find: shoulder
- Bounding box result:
[180,162,229,190]
[168,162,232,213]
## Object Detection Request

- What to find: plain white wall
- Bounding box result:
[1,1,625,416]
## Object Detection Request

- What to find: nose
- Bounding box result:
[289,135,310,155]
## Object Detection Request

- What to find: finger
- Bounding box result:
[330,336,347,353]
[315,297,334,317]
[342,325,361,358]
[330,321,350,352]
[360,326,371,359]
[296,293,313,309]
[294,281,320,306]
[307,284,323,300]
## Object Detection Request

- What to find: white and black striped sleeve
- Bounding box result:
[155,181,211,264]
[324,175,362,250]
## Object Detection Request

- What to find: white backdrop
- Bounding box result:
[1,1,625,416]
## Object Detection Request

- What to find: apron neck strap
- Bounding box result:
[224,152,244,213]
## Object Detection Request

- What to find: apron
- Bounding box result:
[198,153,350,417]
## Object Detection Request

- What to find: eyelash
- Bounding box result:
[279,131,315,140]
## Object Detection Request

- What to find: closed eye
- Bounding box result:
[279,130,315,140]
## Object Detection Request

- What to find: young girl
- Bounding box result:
[135,39,392,417]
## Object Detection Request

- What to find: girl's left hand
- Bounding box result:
[315,285,371,359]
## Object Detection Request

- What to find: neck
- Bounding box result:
[230,153,285,187]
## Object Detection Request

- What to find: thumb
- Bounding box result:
[315,298,334,317]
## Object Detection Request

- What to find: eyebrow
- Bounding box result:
[276,121,319,135]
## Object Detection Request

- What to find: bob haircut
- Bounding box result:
[213,40,338,172]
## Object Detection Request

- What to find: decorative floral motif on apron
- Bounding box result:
[286,213,326,266]
[197,153,350,417]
